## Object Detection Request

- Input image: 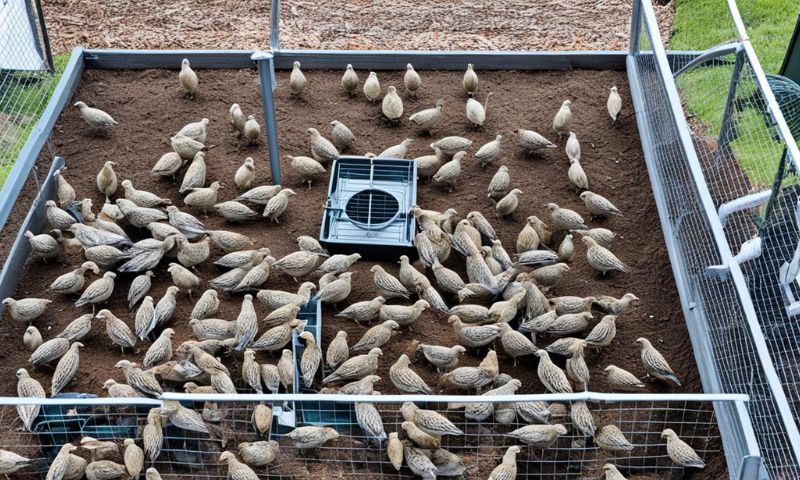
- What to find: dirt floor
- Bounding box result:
[42,0,676,54]
[0,67,724,478]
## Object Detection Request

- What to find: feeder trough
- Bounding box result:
[320,156,417,259]
[291,298,355,427]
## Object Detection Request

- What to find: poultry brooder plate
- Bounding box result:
[320,156,417,258]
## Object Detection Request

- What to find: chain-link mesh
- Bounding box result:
[0,0,55,187]
[0,395,727,479]
[631,2,800,478]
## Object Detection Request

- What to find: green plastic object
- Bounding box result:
[781,14,800,84]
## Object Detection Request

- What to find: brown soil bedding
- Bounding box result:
[1,67,723,478]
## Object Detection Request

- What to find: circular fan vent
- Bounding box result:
[345,188,400,229]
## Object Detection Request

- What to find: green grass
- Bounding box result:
[670,0,797,187]
[0,53,69,185]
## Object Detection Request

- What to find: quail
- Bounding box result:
[336,296,385,325]
[466,92,492,128]
[603,463,629,480]
[430,136,471,156]
[328,120,355,152]
[209,229,254,252]
[74,101,117,128]
[377,139,412,159]
[45,200,76,230]
[398,255,428,289]
[166,263,200,296]
[115,360,162,398]
[595,424,634,452]
[552,99,572,139]
[390,354,432,394]
[662,428,705,468]
[581,191,623,218]
[322,347,382,383]
[432,150,466,192]
[289,60,306,95]
[25,230,62,260]
[379,300,428,329]
[441,365,496,391]
[234,157,256,191]
[463,63,478,93]
[387,432,403,471]
[449,304,491,324]
[238,440,278,467]
[326,330,349,369]
[355,399,387,444]
[565,340,590,390]
[507,424,567,448]
[410,100,444,133]
[497,323,537,366]
[151,151,184,178]
[16,368,45,431]
[172,135,205,162]
[262,188,296,222]
[258,281,315,310]
[608,86,622,123]
[142,408,163,462]
[568,158,589,191]
[120,180,170,208]
[0,449,31,477]
[514,128,556,152]
[594,293,638,315]
[448,316,501,348]
[536,350,573,393]
[167,205,208,239]
[565,131,581,163]
[178,58,198,97]
[142,328,174,368]
[218,247,270,269]
[341,64,359,95]
[369,265,410,299]
[636,337,681,385]
[546,203,588,231]
[351,320,399,352]
[401,402,463,436]
[23,325,42,351]
[401,421,440,449]
[151,286,179,332]
[175,117,209,143]
[403,442,438,479]
[183,182,221,213]
[495,188,522,217]
[46,444,79,480]
[102,379,138,398]
[467,210,497,241]
[286,426,340,449]
[566,402,596,440]
[382,85,404,123]
[251,403,273,438]
[313,271,350,305]
[573,227,616,248]
[307,127,339,164]
[96,309,136,352]
[489,445,521,480]
[28,337,70,365]
[583,237,630,274]
[363,71,380,102]
[48,261,98,295]
[244,116,261,145]
[583,314,616,349]
[605,364,645,392]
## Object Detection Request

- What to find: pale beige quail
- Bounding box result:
[409,100,444,133]
[28,337,70,365]
[382,85,404,123]
[536,350,572,393]
[235,157,256,190]
[262,188,296,223]
[583,236,630,273]
[322,347,382,383]
[507,424,567,447]
[390,354,432,394]
[286,426,340,449]
[380,138,413,159]
[75,101,117,128]
[23,325,42,351]
[16,368,45,431]
[179,58,198,98]
[379,300,428,328]
[489,445,521,480]
[244,116,261,145]
[662,428,705,468]
[514,128,555,152]
[608,86,622,123]
[463,64,478,93]
[341,64,359,95]
[400,402,463,436]
[326,330,349,369]
[595,424,634,452]
[363,71,380,102]
[289,60,306,95]
[336,296,385,325]
[636,337,681,386]
[552,99,572,139]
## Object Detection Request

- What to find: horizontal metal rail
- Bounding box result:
[82,49,257,69]
[0,392,751,406]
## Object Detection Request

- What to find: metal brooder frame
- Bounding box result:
[0,0,795,478]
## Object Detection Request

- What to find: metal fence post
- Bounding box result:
[252,51,282,185]
[270,0,281,51]
[629,0,642,55]
[718,46,745,148]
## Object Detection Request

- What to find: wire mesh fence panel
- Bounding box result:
[0,0,56,187]
[630,1,800,477]
[0,395,731,480]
